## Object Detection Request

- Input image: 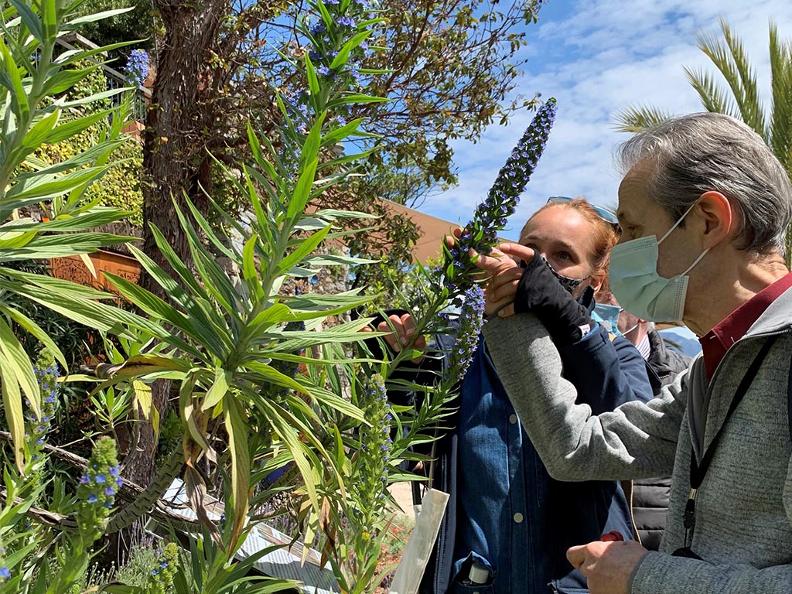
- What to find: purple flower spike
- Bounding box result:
[445,98,557,292]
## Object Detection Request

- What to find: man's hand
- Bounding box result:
[567,540,649,594]
[473,243,536,318]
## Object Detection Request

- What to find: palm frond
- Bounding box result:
[719,19,767,137]
[696,22,766,138]
[614,106,674,133]
[768,21,792,176]
[683,66,736,117]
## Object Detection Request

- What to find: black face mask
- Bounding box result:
[542,257,586,294]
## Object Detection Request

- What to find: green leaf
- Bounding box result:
[246,361,309,395]
[45,107,117,144]
[299,111,326,171]
[0,357,25,472]
[1,305,67,371]
[60,87,131,108]
[304,52,320,99]
[8,0,43,42]
[224,395,250,549]
[327,93,388,108]
[202,367,231,411]
[320,117,364,146]
[5,165,110,202]
[0,315,39,417]
[287,157,318,219]
[64,7,134,26]
[0,37,30,123]
[277,224,331,273]
[313,208,379,220]
[256,398,318,511]
[43,65,99,96]
[330,31,371,69]
[20,110,60,152]
[299,380,367,422]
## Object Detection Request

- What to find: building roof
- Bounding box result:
[381,200,460,263]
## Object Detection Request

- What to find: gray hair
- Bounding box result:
[617,112,792,255]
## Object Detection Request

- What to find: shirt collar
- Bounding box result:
[700,271,792,378]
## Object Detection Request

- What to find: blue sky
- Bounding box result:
[421,0,792,240]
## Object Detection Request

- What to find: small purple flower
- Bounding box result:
[325,0,340,4]
[318,65,331,77]
[126,49,149,85]
[337,16,356,27]
[94,474,106,485]
[104,486,116,496]
[87,494,98,504]
[0,566,9,580]
[448,285,486,378]
[79,475,89,485]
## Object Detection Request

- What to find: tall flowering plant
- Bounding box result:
[49,437,120,593]
[367,102,557,533]
[444,97,557,294]
[325,374,394,593]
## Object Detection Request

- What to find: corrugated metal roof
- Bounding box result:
[162,479,340,593]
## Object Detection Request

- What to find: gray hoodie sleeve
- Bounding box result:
[482,313,685,481]
[632,550,792,594]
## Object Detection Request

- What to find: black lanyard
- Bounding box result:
[673,335,778,559]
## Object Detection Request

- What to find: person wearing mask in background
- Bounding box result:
[597,293,691,551]
[475,113,792,594]
[377,197,655,594]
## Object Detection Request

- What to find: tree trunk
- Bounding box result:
[126,0,231,491]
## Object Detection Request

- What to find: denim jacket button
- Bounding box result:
[513,512,524,523]
[508,414,518,425]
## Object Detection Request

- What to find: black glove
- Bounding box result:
[513,257,594,345]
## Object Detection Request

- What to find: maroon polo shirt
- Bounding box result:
[700,272,792,379]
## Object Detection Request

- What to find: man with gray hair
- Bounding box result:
[474,112,792,593]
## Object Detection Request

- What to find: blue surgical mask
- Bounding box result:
[608,201,710,323]
[592,303,623,336]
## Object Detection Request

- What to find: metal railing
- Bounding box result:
[56,32,151,122]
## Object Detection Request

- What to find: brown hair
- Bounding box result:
[520,197,621,291]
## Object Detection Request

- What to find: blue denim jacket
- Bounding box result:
[444,325,654,594]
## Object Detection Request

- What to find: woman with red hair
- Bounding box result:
[382,197,656,594]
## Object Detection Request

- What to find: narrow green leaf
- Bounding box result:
[277,225,331,273]
[327,94,388,108]
[202,367,230,411]
[1,306,67,371]
[304,52,320,99]
[8,0,43,41]
[65,7,134,26]
[224,395,250,549]
[0,316,39,417]
[330,31,371,69]
[320,117,364,146]
[0,357,25,472]
[287,159,318,220]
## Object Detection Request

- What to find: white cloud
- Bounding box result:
[422,0,792,239]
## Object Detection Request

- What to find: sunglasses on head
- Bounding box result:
[547,196,621,231]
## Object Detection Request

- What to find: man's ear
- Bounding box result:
[697,191,734,249]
